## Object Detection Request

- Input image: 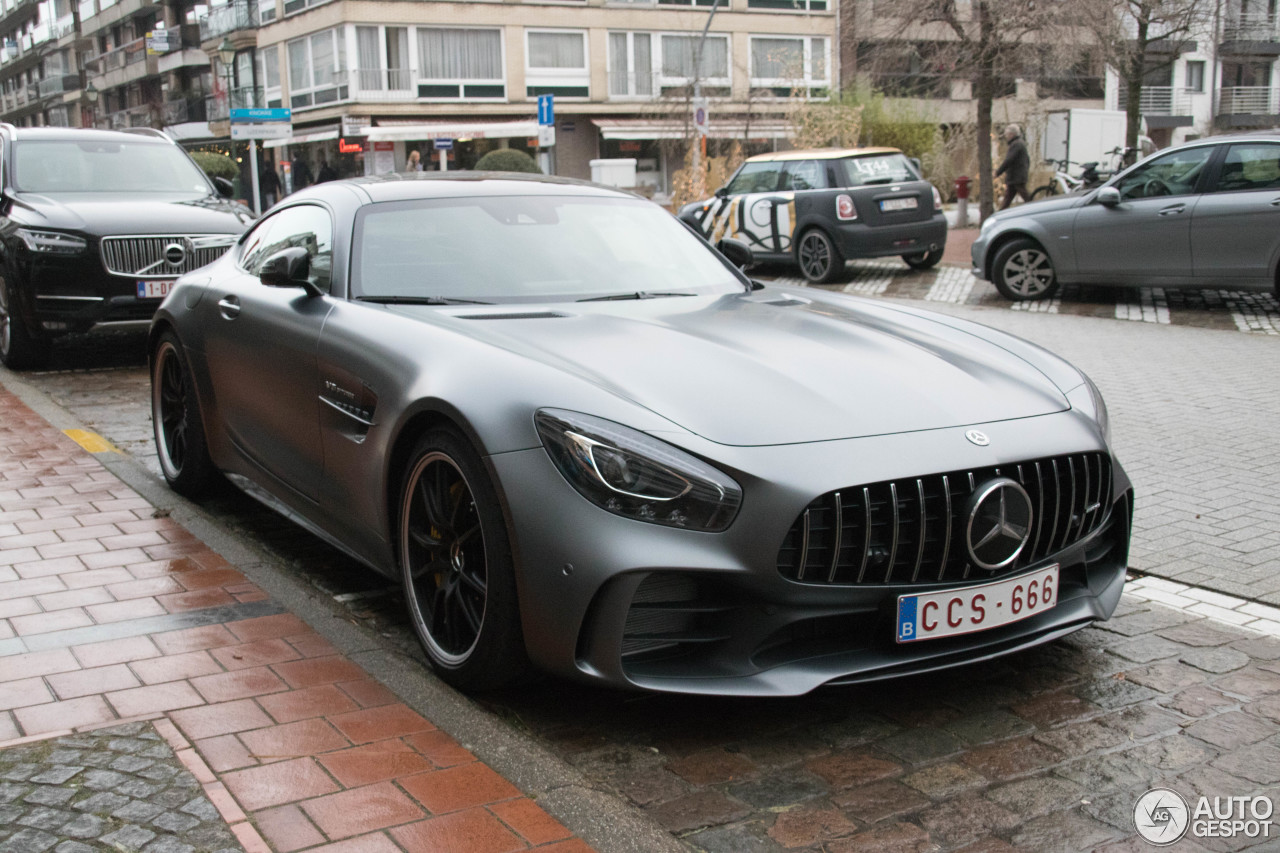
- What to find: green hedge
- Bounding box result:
[189,151,238,181]
[474,149,541,173]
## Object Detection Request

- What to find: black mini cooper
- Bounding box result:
[0,125,254,369]
[679,147,948,284]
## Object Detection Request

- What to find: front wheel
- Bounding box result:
[151,330,219,496]
[795,228,846,284]
[0,270,51,370]
[902,248,943,270]
[399,428,528,691]
[991,238,1060,301]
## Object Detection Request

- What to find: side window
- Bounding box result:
[780,160,826,191]
[1212,143,1280,192]
[1113,146,1214,200]
[239,205,334,292]
[724,161,785,195]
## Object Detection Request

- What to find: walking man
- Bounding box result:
[996,124,1030,210]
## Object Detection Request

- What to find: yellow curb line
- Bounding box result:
[64,429,121,454]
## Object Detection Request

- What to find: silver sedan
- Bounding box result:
[972,133,1280,301]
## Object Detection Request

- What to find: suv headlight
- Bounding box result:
[535,409,742,532]
[16,228,87,255]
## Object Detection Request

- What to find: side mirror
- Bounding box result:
[714,186,728,199]
[1096,186,1121,207]
[213,176,234,199]
[717,238,754,269]
[259,247,319,295]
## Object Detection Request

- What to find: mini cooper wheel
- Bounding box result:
[902,247,944,270]
[0,270,51,370]
[399,428,526,691]
[991,238,1060,301]
[151,331,218,496]
[796,228,846,284]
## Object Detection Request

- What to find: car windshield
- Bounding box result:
[353,194,745,303]
[839,154,918,186]
[13,139,211,194]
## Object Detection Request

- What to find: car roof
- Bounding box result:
[4,126,173,144]
[295,171,641,204]
[744,147,902,163]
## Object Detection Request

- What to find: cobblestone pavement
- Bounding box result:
[0,721,243,853]
[0,387,594,853]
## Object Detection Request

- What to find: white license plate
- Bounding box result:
[896,565,1059,643]
[879,197,918,212]
[137,280,175,299]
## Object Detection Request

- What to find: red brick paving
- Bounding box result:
[0,387,593,852]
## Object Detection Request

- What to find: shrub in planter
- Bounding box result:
[474,149,541,173]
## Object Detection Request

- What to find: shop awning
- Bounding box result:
[593,118,793,141]
[263,126,341,149]
[365,119,540,141]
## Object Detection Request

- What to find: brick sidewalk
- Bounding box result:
[0,387,592,853]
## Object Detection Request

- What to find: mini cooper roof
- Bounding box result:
[743,147,903,163]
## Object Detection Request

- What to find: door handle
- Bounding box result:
[1157,205,1186,216]
[217,295,241,319]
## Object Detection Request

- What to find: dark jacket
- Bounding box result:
[996,136,1030,185]
[291,156,313,190]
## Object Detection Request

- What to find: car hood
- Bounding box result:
[988,192,1084,224]
[428,291,1071,447]
[11,191,254,234]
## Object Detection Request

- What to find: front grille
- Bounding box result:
[777,452,1113,586]
[100,235,237,279]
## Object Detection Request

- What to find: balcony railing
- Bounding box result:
[107,104,157,129]
[36,74,79,98]
[354,67,413,93]
[85,37,147,74]
[52,14,75,40]
[1116,85,1193,116]
[206,85,263,121]
[1222,12,1278,43]
[1218,85,1280,115]
[199,1,258,42]
[608,70,658,98]
[162,96,208,124]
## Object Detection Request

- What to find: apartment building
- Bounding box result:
[0,0,836,199]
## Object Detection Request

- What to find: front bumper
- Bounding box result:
[23,253,163,335]
[491,407,1131,697]
[971,231,993,280]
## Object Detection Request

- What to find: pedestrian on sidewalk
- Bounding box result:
[996,123,1031,210]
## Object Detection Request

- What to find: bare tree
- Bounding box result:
[1080,0,1211,161]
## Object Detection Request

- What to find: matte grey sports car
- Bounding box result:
[150,173,1131,696]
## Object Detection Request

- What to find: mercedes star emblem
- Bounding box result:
[965,477,1033,570]
[965,430,990,446]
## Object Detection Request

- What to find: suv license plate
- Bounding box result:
[896,565,1059,643]
[137,280,175,299]
[879,197,918,212]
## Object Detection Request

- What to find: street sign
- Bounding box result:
[692,98,709,138]
[434,138,454,150]
[231,124,292,140]
[538,125,556,148]
[537,94,554,126]
[341,115,370,136]
[145,29,175,55]
[229,107,291,123]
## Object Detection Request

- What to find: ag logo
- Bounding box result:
[1134,788,1190,845]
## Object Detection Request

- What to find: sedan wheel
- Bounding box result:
[151,331,218,496]
[992,238,1060,301]
[796,229,846,284]
[400,429,526,690]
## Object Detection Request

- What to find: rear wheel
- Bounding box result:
[151,331,218,496]
[902,247,943,270]
[1030,183,1058,201]
[399,427,527,691]
[796,228,845,284]
[991,238,1059,301]
[0,269,51,370]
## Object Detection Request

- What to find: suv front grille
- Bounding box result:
[777,452,1113,586]
[101,235,237,278]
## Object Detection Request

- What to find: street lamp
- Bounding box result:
[83,82,97,104]
[217,37,236,111]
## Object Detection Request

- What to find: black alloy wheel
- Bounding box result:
[0,271,51,370]
[991,237,1060,301]
[151,331,217,496]
[400,428,526,690]
[796,228,846,284]
[902,247,944,270]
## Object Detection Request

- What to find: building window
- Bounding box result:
[283,0,330,18]
[526,29,588,98]
[356,26,411,92]
[287,28,347,109]
[657,0,721,6]
[1184,60,1205,93]
[747,0,827,8]
[416,27,504,99]
[258,44,281,107]
[608,31,652,97]
[750,35,827,96]
[257,0,275,24]
[659,33,729,94]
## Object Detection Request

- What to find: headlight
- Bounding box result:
[1082,373,1110,443]
[16,228,87,255]
[535,409,742,532]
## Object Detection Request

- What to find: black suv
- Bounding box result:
[679,147,947,284]
[0,125,254,369]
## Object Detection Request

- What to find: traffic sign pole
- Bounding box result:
[249,138,261,215]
